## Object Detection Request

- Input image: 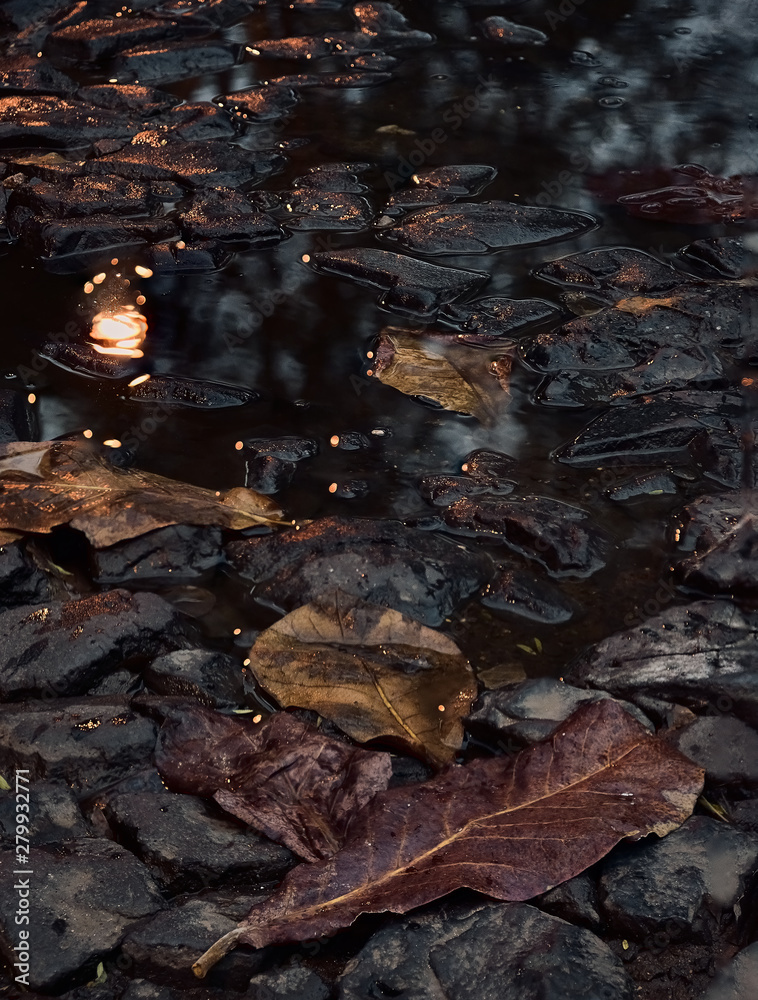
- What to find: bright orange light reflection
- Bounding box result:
[90,309,148,359]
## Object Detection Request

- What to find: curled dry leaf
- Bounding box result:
[247,591,477,766]
[372,327,511,424]
[193,698,704,976]
[155,708,392,863]
[0,439,283,548]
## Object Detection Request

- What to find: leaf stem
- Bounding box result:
[192,928,244,978]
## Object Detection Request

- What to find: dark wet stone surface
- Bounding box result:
[144,649,245,708]
[554,392,741,468]
[86,136,284,188]
[121,890,271,990]
[338,900,634,1000]
[0,54,77,95]
[283,188,373,232]
[0,779,88,846]
[90,525,223,584]
[249,964,330,1000]
[607,470,681,502]
[598,816,758,942]
[215,84,298,123]
[467,677,651,747]
[126,374,259,407]
[440,296,560,343]
[178,188,283,245]
[46,16,187,65]
[38,342,141,379]
[0,589,188,700]
[479,17,548,46]
[242,435,318,491]
[0,839,164,990]
[0,697,158,794]
[480,568,575,623]
[0,537,50,607]
[0,96,139,148]
[227,516,491,626]
[673,493,758,598]
[111,41,242,85]
[304,248,488,319]
[534,247,683,303]
[569,600,758,728]
[159,101,237,141]
[664,716,758,788]
[75,84,176,116]
[681,237,758,281]
[103,787,295,893]
[143,239,233,272]
[9,175,159,221]
[441,494,610,577]
[378,201,594,254]
[536,874,603,933]
[17,214,178,259]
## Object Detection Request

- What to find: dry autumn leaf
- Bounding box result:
[0,439,283,547]
[247,591,477,765]
[193,698,704,976]
[372,327,511,425]
[155,708,393,863]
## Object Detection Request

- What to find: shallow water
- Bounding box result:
[3,0,756,681]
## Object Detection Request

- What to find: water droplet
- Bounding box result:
[599,96,625,108]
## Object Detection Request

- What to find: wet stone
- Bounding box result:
[8,175,159,221]
[553,391,741,468]
[76,84,177,117]
[0,96,139,149]
[462,448,518,485]
[282,188,373,232]
[0,54,76,95]
[702,942,758,1000]
[227,516,491,627]
[381,164,498,216]
[536,874,603,933]
[419,474,510,506]
[0,538,50,608]
[0,839,164,991]
[90,525,223,585]
[0,697,158,794]
[569,599,758,728]
[17,214,178,259]
[0,0,75,32]
[534,247,684,302]
[86,137,284,189]
[178,188,284,246]
[37,342,140,380]
[103,788,295,893]
[112,40,242,85]
[466,677,651,747]
[681,237,758,280]
[535,346,724,407]
[143,239,233,272]
[664,716,758,788]
[0,779,88,846]
[243,436,320,462]
[598,816,758,942]
[160,101,237,142]
[673,492,758,598]
[214,84,299,123]
[122,890,270,990]
[45,16,187,65]
[606,470,680,502]
[245,454,298,494]
[479,16,548,46]
[144,649,245,709]
[0,589,189,700]
[305,248,488,319]
[338,899,634,1000]
[249,964,330,1000]
[480,568,575,623]
[440,296,561,343]
[294,163,370,193]
[155,0,259,28]
[441,495,610,577]
[379,201,594,254]
[126,374,259,408]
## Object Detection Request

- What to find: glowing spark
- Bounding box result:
[329,483,338,493]
[27,393,36,404]
[128,374,150,387]
[330,435,340,447]
[83,429,93,439]
[103,439,121,448]
[93,272,106,285]
[90,310,148,359]
[234,441,243,451]
[84,282,94,294]
[134,265,153,278]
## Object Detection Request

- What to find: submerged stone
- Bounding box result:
[283,188,372,231]
[674,492,758,597]
[480,568,575,623]
[8,174,159,221]
[0,53,76,95]
[0,95,139,148]
[91,525,224,585]
[127,373,259,408]
[479,16,548,46]
[144,649,245,709]
[76,83,177,116]
[227,516,491,626]
[379,201,595,254]
[440,296,561,342]
[143,239,233,272]
[179,187,284,244]
[17,213,177,258]
[534,247,684,302]
[46,15,187,64]
[304,247,488,319]
[112,40,242,85]
[37,342,140,379]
